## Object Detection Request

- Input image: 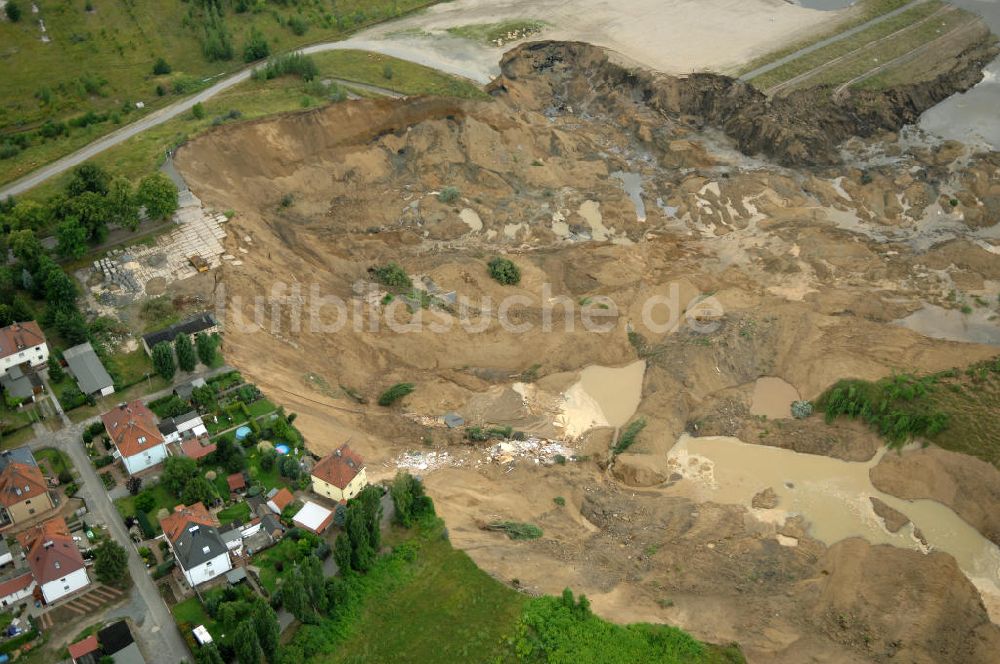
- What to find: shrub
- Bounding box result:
[253,53,318,82]
[152,559,175,579]
[280,193,294,208]
[152,57,172,75]
[94,455,115,468]
[243,27,270,62]
[487,521,543,540]
[288,15,308,35]
[371,262,411,290]
[382,63,394,80]
[378,383,415,407]
[614,417,647,455]
[553,496,566,506]
[4,2,22,22]
[135,511,156,538]
[791,400,813,419]
[437,186,460,203]
[192,102,206,120]
[488,257,521,285]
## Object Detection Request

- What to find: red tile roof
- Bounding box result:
[0,571,34,599]
[180,438,217,460]
[68,634,100,661]
[159,502,219,543]
[16,517,86,585]
[0,461,48,507]
[311,444,365,489]
[0,321,46,361]
[102,400,165,459]
[268,488,294,512]
[227,473,246,491]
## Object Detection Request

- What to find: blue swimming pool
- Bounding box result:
[235,426,252,440]
[275,444,291,455]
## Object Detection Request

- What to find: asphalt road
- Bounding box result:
[0,39,489,201]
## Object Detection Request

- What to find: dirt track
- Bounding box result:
[175,42,1000,662]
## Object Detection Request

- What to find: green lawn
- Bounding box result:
[0,398,37,433]
[446,19,546,45]
[216,501,250,526]
[117,482,180,531]
[172,596,218,637]
[0,0,447,187]
[35,447,72,476]
[311,50,487,99]
[247,398,278,418]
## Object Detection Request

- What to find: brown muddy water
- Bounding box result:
[557,361,646,437]
[895,303,1000,345]
[669,434,1000,620]
[749,376,801,419]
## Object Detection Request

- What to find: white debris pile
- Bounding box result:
[488,437,573,465]
[392,450,463,472]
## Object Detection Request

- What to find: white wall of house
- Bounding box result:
[0,577,35,607]
[0,551,13,567]
[176,416,204,435]
[0,343,48,373]
[40,567,89,604]
[99,385,115,397]
[120,443,169,475]
[181,551,232,587]
[162,431,181,445]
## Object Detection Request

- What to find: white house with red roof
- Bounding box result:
[102,400,169,475]
[0,321,48,374]
[310,444,368,503]
[17,516,90,604]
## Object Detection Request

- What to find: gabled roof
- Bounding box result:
[267,488,294,512]
[142,313,217,349]
[101,400,165,459]
[0,321,46,361]
[179,438,216,460]
[98,620,134,655]
[160,503,218,543]
[0,369,40,399]
[311,444,365,489]
[16,517,86,585]
[0,571,34,599]
[226,473,246,491]
[173,522,228,572]
[63,342,114,394]
[68,634,100,661]
[0,460,47,507]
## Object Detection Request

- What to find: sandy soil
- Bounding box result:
[174,42,1000,662]
[352,0,832,78]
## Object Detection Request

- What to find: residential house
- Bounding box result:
[292,501,334,534]
[0,365,44,403]
[157,411,207,444]
[0,570,35,609]
[0,447,55,527]
[266,487,294,514]
[17,516,90,604]
[98,620,147,664]
[310,444,368,503]
[173,377,207,403]
[0,321,49,374]
[226,472,246,494]
[63,342,115,397]
[0,539,12,567]
[220,527,243,556]
[102,400,168,475]
[68,634,100,664]
[159,503,232,587]
[141,313,219,356]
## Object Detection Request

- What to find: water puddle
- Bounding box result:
[611,171,646,221]
[895,303,1000,345]
[578,200,611,240]
[749,377,801,419]
[557,360,645,437]
[669,434,1000,620]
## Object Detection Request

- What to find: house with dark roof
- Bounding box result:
[16,516,90,603]
[98,620,146,664]
[310,444,368,502]
[141,313,218,356]
[101,400,168,475]
[173,377,206,403]
[63,342,115,397]
[159,503,232,587]
[0,447,54,528]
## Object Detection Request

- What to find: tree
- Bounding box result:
[43,263,79,310]
[47,358,66,383]
[136,172,178,220]
[9,229,43,270]
[300,555,328,613]
[195,332,218,366]
[55,219,88,259]
[181,476,214,505]
[278,454,300,480]
[280,571,308,622]
[106,177,140,230]
[390,471,426,528]
[233,620,262,664]
[63,191,110,242]
[4,2,22,23]
[152,341,176,381]
[162,456,198,495]
[152,57,172,75]
[243,27,270,62]
[67,163,111,197]
[488,257,521,285]
[126,476,142,495]
[192,102,206,120]
[333,531,351,574]
[259,448,277,471]
[175,333,196,372]
[191,384,217,410]
[378,382,414,407]
[134,490,157,513]
[94,540,128,585]
[251,601,280,661]
[194,643,225,664]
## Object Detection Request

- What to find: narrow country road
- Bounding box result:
[739,0,930,82]
[0,38,490,200]
[28,364,234,663]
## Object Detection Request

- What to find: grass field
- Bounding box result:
[446,20,546,45]
[0,0,445,186]
[734,0,915,76]
[116,482,179,529]
[18,49,487,203]
[35,447,72,476]
[748,1,973,92]
[216,501,251,525]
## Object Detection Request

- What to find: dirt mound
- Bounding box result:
[869,497,910,533]
[492,40,999,165]
[871,447,1000,546]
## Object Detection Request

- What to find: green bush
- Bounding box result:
[153,57,172,75]
[487,521,543,540]
[153,559,176,580]
[378,383,415,407]
[437,186,460,203]
[136,511,156,538]
[613,417,647,455]
[371,262,411,290]
[487,257,521,285]
[252,53,318,82]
